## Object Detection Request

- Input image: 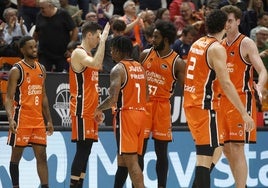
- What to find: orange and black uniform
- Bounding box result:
[7,60,47,147]
[69,47,99,142]
[142,48,180,141]
[221,34,257,143]
[114,59,147,155]
[184,36,223,148]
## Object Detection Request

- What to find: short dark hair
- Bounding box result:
[81,21,103,39]
[182,25,198,36]
[18,36,34,49]
[206,9,227,34]
[111,19,126,32]
[155,20,177,44]
[111,36,133,57]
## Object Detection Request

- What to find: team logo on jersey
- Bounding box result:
[230,51,235,56]
[53,83,71,127]
[26,73,31,83]
[147,62,151,69]
[161,64,168,69]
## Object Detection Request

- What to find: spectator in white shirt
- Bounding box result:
[2,7,29,44]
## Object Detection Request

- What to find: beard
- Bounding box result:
[153,39,165,51]
[27,54,37,59]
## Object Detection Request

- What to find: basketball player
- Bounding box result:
[94,36,147,188]
[220,5,267,188]
[5,36,54,188]
[139,20,185,188]
[183,9,255,188]
[69,21,110,188]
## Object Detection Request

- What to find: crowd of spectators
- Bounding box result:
[1,0,268,74]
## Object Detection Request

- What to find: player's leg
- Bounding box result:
[114,154,128,188]
[210,146,222,172]
[32,144,49,187]
[223,142,247,188]
[10,147,24,188]
[154,139,168,188]
[123,153,144,188]
[70,140,93,188]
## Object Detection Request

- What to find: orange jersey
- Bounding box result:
[69,47,99,119]
[13,60,45,128]
[183,36,220,110]
[221,34,254,94]
[117,59,147,111]
[142,48,179,100]
[221,34,256,143]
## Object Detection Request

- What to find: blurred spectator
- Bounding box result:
[143,9,156,28]
[204,0,220,15]
[85,11,98,22]
[2,7,29,45]
[95,0,114,27]
[68,0,93,19]
[250,11,268,41]
[240,0,265,36]
[169,0,196,22]
[155,7,171,22]
[120,0,145,50]
[34,0,78,72]
[112,0,126,15]
[60,0,83,27]
[254,26,268,110]
[0,0,17,22]
[143,24,154,49]
[65,40,80,63]
[256,26,268,71]
[218,0,247,11]
[172,25,197,60]
[97,18,126,73]
[139,0,162,11]
[17,0,40,31]
[173,2,203,37]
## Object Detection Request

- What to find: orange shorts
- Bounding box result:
[116,110,145,155]
[184,106,223,147]
[220,95,257,143]
[71,116,98,142]
[144,100,172,141]
[7,127,47,147]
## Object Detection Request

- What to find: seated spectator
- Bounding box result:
[2,7,29,45]
[60,0,83,27]
[143,9,156,29]
[250,11,268,41]
[169,0,196,22]
[256,26,268,71]
[68,0,90,19]
[85,11,98,22]
[254,26,268,111]
[155,8,171,22]
[143,24,154,49]
[0,0,17,22]
[218,0,247,11]
[172,25,197,60]
[17,0,40,31]
[173,2,203,37]
[95,0,114,28]
[239,0,265,37]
